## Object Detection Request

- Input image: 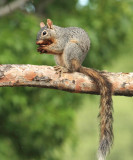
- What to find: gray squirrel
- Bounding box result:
[36,19,113,160]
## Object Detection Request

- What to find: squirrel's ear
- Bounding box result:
[47,19,53,29]
[40,22,45,28]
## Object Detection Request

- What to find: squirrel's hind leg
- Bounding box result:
[63,42,86,72]
[54,55,70,76]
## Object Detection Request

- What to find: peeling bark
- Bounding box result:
[0,64,133,97]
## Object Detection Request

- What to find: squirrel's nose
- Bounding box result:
[36,40,44,45]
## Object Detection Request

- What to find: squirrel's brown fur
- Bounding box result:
[36,19,113,160]
[80,67,113,160]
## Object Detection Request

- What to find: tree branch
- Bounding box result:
[0,0,29,17]
[0,64,133,97]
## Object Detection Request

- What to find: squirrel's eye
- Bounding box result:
[43,31,47,35]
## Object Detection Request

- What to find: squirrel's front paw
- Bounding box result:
[54,66,69,77]
[37,45,47,54]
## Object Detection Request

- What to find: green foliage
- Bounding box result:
[0,12,81,160]
[75,0,133,68]
[0,0,133,160]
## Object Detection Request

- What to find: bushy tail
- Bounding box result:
[80,67,113,160]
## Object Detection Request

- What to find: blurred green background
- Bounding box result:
[0,0,133,160]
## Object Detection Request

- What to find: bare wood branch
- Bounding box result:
[0,64,133,97]
[0,0,29,17]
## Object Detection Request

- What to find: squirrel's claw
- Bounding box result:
[37,45,47,54]
[54,66,69,77]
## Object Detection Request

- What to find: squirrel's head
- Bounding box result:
[36,19,56,46]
